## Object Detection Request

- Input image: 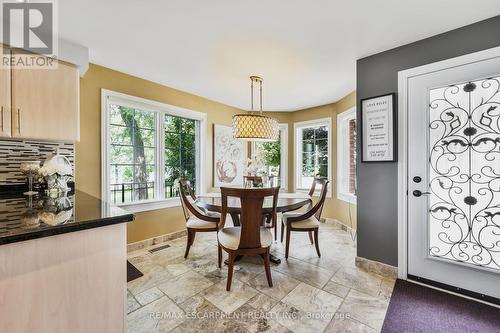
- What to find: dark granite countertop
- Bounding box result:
[0,190,134,245]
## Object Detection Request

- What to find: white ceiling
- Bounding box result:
[59,0,500,111]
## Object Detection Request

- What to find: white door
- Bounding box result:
[406,48,500,301]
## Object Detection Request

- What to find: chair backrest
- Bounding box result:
[178,179,218,223]
[310,178,329,220]
[308,177,324,196]
[220,187,279,249]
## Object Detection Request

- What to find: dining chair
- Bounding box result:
[217,187,280,291]
[281,178,330,259]
[178,179,220,258]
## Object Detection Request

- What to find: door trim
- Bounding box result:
[397,45,500,280]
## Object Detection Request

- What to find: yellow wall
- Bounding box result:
[264,91,357,229]
[76,64,243,244]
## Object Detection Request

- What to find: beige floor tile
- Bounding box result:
[324,317,377,333]
[330,266,383,297]
[274,257,335,288]
[127,296,185,333]
[322,281,350,299]
[281,283,343,315]
[338,289,389,330]
[158,270,214,304]
[202,279,259,313]
[127,290,141,314]
[134,287,164,306]
[248,270,301,301]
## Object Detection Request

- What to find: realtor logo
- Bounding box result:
[1,0,58,57]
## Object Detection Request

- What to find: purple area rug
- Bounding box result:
[381,279,500,333]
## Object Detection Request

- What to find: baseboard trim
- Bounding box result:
[355,256,398,279]
[127,229,187,253]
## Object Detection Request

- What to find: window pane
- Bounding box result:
[135,109,155,129]
[297,123,329,189]
[315,138,328,152]
[165,132,180,150]
[302,128,314,140]
[137,129,155,147]
[110,165,134,184]
[302,140,314,153]
[181,118,196,135]
[110,125,133,145]
[110,145,134,164]
[108,105,156,204]
[110,104,127,126]
[315,126,328,139]
[164,114,198,198]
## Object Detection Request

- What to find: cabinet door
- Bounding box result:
[11,52,79,142]
[0,45,11,137]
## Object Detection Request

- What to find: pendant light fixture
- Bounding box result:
[232,76,279,142]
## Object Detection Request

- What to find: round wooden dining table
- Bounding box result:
[195,191,312,264]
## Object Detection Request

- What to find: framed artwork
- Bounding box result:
[213,124,247,187]
[360,93,397,162]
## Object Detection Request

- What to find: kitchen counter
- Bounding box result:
[0,189,133,333]
[0,190,134,245]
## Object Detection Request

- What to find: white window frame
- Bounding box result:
[337,107,357,204]
[101,89,207,213]
[251,123,288,191]
[294,117,332,197]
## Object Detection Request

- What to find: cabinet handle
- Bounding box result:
[17,109,21,134]
[0,106,3,132]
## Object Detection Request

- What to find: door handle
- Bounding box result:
[413,190,431,197]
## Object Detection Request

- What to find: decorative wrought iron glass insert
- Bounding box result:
[428,76,500,271]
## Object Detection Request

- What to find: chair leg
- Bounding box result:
[274,223,277,241]
[285,227,291,259]
[190,231,196,245]
[313,229,321,257]
[280,221,285,243]
[308,231,314,244]
[217,244,222,268]
[184,229,193,259]
[263,249,273,287]
[226,252,235,291]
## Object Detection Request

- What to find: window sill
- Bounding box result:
[117,197,181,213]
[337,192,357,205]
[295,188,332,198]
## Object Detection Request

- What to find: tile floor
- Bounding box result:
[127,220,395,333]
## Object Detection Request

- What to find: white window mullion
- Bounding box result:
[157,112,165,201]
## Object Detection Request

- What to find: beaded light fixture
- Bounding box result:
[232,76,279,142]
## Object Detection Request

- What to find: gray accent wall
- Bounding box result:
[356,16,500,266]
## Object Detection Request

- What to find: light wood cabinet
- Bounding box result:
[11,50,79,142]
[0,45,11,137]
[0,46,79,142]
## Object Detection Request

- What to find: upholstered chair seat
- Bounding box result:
[218,227,273,250]
[282,212,320,229]
[186,217,218,229]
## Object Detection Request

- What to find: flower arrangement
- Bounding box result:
[39,158,72,177]
[245,147,267,176]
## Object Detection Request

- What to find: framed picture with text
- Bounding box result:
[360,93,397,162]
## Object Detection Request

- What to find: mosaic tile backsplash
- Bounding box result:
[0,139,74,185]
